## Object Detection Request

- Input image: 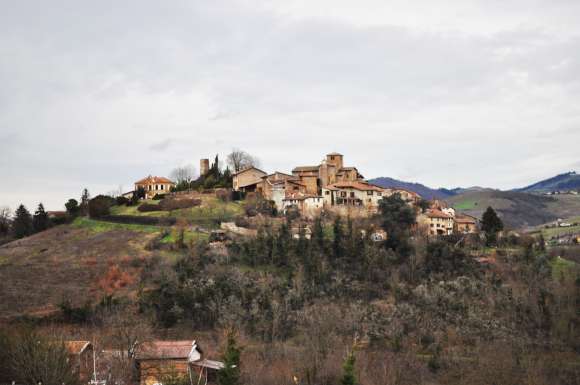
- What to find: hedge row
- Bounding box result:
[100,215,176,226]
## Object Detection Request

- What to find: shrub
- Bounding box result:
[138,203,162,212]
[116,196,130,206]
[159,198,201,211]
[88,195,115,218]
[59,298,93,324]
[234,216,250,228]
[152,194,165,200]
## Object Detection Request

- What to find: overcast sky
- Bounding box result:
[1,0,580,211]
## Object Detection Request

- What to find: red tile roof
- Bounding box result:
[455,214,477,224]
[326,181,385,192]
[135,175,175,185]
[64,341,92,355]
[426,210,453,219]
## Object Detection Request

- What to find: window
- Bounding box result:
[325,191,330,195]
[350,192,355,198]
[161,185,164,190]
[367,191,373,196]
[430,224,434,227]
[330,156,335,160]
[341,192,347,198]
[377,192,382,196]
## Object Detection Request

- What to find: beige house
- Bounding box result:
[232,167,267,192]
[135,176,175,199]
[322,181,387,214]
[283,194,324,218]
[385,188,421,205]
[454,214,478,233]
[418,209,454,236]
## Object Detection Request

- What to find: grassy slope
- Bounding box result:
[447,190,580,229]
[110,197,244,224]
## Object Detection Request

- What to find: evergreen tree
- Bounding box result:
[12,204,33,239]
[481,206,503,245]
[218,329,241,385]
[332,216,345,263]
[32,203,50,232]
[65,198,80,217]
[378,193,416,258]
[340,351,357,385]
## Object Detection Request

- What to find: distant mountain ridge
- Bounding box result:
[369,177,458,200]
[514,171,580,193]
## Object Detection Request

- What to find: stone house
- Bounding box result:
[232,167,267,193]
[134,340,223,385]
[292,153,364,195]
[135,176,176,199]
[64,340,93,383]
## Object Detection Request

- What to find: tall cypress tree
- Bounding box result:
[32,203,50,232]
[218,329,241,385]
[12,204,33,239]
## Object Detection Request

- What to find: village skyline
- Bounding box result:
[2,1,580,211]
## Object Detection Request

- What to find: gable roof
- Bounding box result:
[325,181,385,192]
[232,166,267,176]
[64,341,92,355]
[292,166,320,173]
[426,209,453,219]
[135,175,175,185]
[135,340,201,361]
[455,213,478,223]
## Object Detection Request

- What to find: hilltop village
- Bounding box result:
[132,152,478,236]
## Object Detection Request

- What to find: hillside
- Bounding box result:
[0,220,161,319]
[515,171,580,193]
[369,177,457,199]
[447,190,580,228]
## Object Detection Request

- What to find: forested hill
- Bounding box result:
[515,171,580,193]
[369,177,456,200]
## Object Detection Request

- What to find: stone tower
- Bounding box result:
[200,158,210,176]
[326,152,343,169]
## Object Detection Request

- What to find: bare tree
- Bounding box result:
[170,165,197,183]
[226,148,261,172]
[0,206,11,235]
[2,329,80,385]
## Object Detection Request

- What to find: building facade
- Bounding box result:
[232,167,267,192]
[135,176,176,199]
